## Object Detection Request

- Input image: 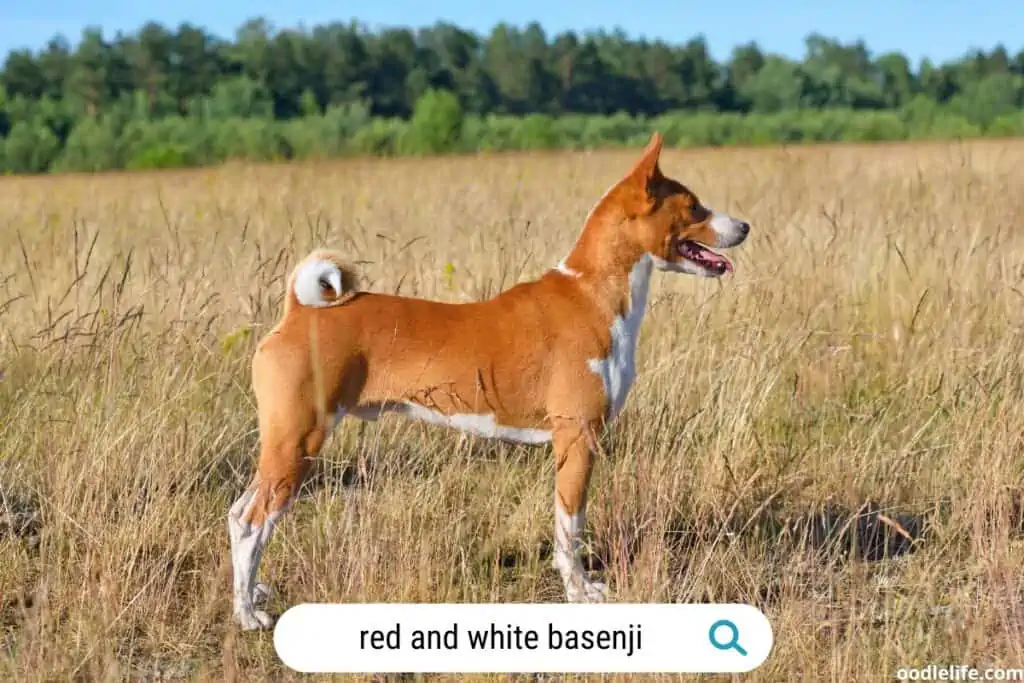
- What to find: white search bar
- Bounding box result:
[273,603,774,674]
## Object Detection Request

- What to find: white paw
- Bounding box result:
[253,582,271,606]
[565,577,609,603]
[236,608,275,631]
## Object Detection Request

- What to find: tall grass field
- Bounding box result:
[2,139,1024,681]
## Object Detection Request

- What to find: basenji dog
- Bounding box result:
[227,132,751,630]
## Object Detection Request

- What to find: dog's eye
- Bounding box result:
[318,277,332,292]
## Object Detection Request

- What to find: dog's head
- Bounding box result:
[604,132,750,277]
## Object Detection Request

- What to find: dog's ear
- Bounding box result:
[629,131,664,186]
[598,131,665,220]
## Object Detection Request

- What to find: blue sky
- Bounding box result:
[0,0,1020,65]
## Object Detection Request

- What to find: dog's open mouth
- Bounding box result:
[678,240,733,274]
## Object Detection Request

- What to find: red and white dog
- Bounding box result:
[228,132,751,629]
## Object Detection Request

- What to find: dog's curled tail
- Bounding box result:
[285,248,361,314]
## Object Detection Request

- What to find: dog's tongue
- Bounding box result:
[680,240,733,273]
[700,248,732,272]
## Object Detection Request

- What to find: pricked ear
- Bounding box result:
[595,131,666,220]
[629,131,664,184]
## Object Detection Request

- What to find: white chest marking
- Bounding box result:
[351,402,552,445]
[586,254,654,421]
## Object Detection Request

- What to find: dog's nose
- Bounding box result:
[737,221,750,235]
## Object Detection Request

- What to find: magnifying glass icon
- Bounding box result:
[708,619,748,656]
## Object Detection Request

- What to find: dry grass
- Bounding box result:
[2,139,1024,682]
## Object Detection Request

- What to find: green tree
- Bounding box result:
[3,120,61,173]
[0,84,8,136]
[1,50,44,100]
[170,24,226,112]
[0,16,1023,173]
[36,38,73,100]
[315,22,371,107]
[199,75,274,119]
[55,117,121,171]
[950,73,1023,127]
[877,52,915,108]
[725,42,766,111]
[63,28,111,116]
[740,57,804,113]
[405,88,464,153]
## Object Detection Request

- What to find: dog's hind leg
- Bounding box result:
[228,420,330,630]
[551,418,609,603]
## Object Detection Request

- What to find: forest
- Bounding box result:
[1,18,1023,172]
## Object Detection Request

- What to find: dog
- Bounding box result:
[227,131,751,630]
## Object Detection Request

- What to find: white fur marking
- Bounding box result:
[554,496,608,602]
[228,489,286,630]
[357,402,553,444]
[554,260,581,277]
[708,210,748,248]
[586,254,654,421]
[294,258,343,307]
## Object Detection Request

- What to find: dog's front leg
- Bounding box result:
[552,420,608,602]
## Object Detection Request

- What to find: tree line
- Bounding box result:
[1,18,1023,173]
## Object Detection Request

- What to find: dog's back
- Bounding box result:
[256,257,613,439]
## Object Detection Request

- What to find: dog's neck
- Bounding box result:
[561,199,644,272]
[556,198,653,320]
